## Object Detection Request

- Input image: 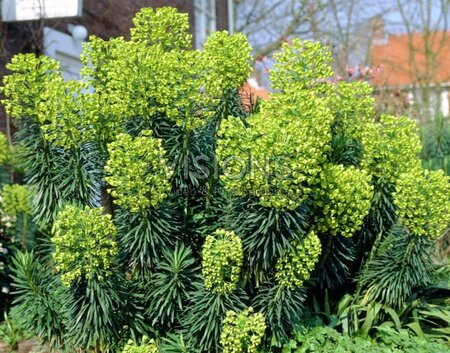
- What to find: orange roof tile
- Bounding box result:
[371,31,450,87]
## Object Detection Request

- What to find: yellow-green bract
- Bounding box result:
[1,54,85,149]
[1,184,31,217]
[329,81,375,138]
[314,164,373,238]
[394,169,450,239]
[202,229,243,294]
[0,132,9,165]
[130,7,192,50]
[201,31,253,99]
[271,39,334,93]
[220,307,266,353]
[361,115,423,184]
[275,231,322,289]
[2,7,253,145]
[217,89,333,210]
[105,130,173,213]
[51,205,118,286]
[122,336,159,353]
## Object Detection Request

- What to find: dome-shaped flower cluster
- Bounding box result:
[220,307,266,353]
[361,115,423,184]
[217,89,333,210]
[51,205,118,286]
[329,81,375,138]
[201,31,252,99]
[130,7,191,50]
[314,164,373,238]
[202,229,243,294]
[275,231,322,289]
[1,184,31,217]
[105,131,173,213]
[394,169,450,239]
[271,39,334,93]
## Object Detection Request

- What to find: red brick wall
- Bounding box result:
[0,0,229,134]
[48,0,197,40]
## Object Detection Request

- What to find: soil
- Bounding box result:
[0,340,37,353]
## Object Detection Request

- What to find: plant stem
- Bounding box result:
[21,213,28,251]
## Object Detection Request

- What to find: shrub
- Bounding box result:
[1,6,449,353]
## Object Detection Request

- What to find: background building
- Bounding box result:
[370,21,450,120]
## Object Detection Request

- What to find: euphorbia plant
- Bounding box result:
[1,6,449,353]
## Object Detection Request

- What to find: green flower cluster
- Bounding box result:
[201,31,252,98]
[275,231,322,289]
[202,229,243,294]
[79,8,252,137]
[361,115,422,184]
[130,7,191,50]
[314,164,373,238]
[0,132,9,165]
[1,54,61,126]
[330,81,375,138]
[220,307,266,353]
[82,31,206,133]
[78,36,132,143]
[105,131,173,213]
[1,184,31,217]
[2,7,253,143]
[271,39,334,93]
[1,54,84,148]
[394,169,450,239]
[51,205,118,286]
[217,89,333,210]
[122,336,159,353]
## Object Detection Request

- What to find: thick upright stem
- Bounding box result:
[21,213,28,251]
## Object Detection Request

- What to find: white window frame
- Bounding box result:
[194,0,216,49]
[1,0,82,22]
[43,26,84,81]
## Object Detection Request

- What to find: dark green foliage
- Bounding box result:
[358,225,434,308]
[328,133,362,167]
[400,279,450,341]
[0,165,9,186]
[116,205,179,274]
[183,284,248,352]
[152,115,212,194]
[253,282,306,344]
[355,179,397,265]
[160,333,199,353]
[282,325,450,353]
[68,276,144,351]
[229,199,309,284]
[314,235,356,290]
[146,243,201,328]
[189,188,232,248]
[9,252,71,350]
[16,123,103,231]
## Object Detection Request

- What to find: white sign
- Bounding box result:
[43,26,85,81]
[1,0,82,22]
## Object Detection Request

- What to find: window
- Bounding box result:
[1,0,82,22]
[194,0,216,49]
